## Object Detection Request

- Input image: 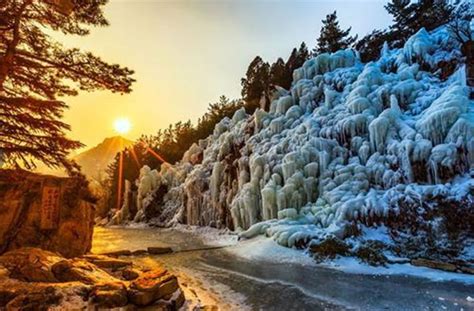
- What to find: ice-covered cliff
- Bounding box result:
[124,26,473,260]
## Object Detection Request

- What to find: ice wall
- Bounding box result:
[133,26,473,247]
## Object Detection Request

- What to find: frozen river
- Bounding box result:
[92,226,474,310]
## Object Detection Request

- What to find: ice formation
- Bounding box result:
[123,26,473,252]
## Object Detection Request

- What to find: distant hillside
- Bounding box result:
[75,136,133,180]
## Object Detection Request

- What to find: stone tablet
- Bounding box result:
[40,185,61,230]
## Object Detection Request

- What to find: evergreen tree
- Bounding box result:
[384,0,413,46]
[283,48,299,89]
[296,42,310,66]
[448,0,473,46]
[287,42,310,71]
[242,44,309,111]
[0,0,135,170]
[314,11,357,55]
[357,0,454,62]
[448,1,473,94]
[270,58,288,89]
[355,29,391,63]
[386,0,453,46]
[281,42,310,89]
[241,56,271,111]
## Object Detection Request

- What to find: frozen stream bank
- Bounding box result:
[92,226,474,310]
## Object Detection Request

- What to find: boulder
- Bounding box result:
[85,257,132,270]
[102,250,132,257]
[152,288,186,310]
[148,247,173,255]
[128,269,179,306]
[0,248,62,282]
[0,248,185,309]
[5,286,62,311]
[121,268,140,280]
[0,288,19,308]
[132,249,148,256]
[171,289,186,309]
[52,258,118,284]
[198,306,220,311]
[90,281,128,308]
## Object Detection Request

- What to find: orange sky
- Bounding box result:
[56,0,390,151]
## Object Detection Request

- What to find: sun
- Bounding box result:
[114,118,131,134]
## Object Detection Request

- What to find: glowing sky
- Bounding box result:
[59,0,391,150]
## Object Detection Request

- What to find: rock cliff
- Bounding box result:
[0,170,95,258]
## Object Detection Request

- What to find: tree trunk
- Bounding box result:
[462,40,474,99]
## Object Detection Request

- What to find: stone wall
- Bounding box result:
[0,170,95,258]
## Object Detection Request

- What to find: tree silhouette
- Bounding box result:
[285,42,309,86]
[386,0,453,47]
[0,0,135,170]
[269,58,287,89]
[241,56,271,112]
[314,11,357,54]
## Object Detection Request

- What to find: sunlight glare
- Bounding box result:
[114,118,131,134]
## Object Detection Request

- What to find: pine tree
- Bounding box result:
[357,0,454,63]
[296,42,310,66]
[384,0,413,46]
[448,1,473,94]
[270,58,288,89]
[448,1,473,45]
[284,48,299,87]
[314,11,357,55]
[288,42,309,70]
[241,56,271,111]
[355,29,391,63]
[385,0,454,47]
[282,42,310,89]
[0,0,135,170]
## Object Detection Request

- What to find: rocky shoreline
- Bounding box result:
[0,247,184,310]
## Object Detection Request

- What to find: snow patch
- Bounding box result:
[324,257,474,285]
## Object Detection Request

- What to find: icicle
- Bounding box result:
[369,116,390,154]
[261,182,277,220]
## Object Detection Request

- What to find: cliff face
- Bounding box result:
[0,170,95,258]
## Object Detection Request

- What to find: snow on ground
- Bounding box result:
[227,236,316,267]
[171,224,238,247]
[173,265,251,311]
[228,236,474,285]
[324,257,474,285]
[356,225,393,245]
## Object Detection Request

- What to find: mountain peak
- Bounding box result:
[101,135,130,143]
[75,136,134,180]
